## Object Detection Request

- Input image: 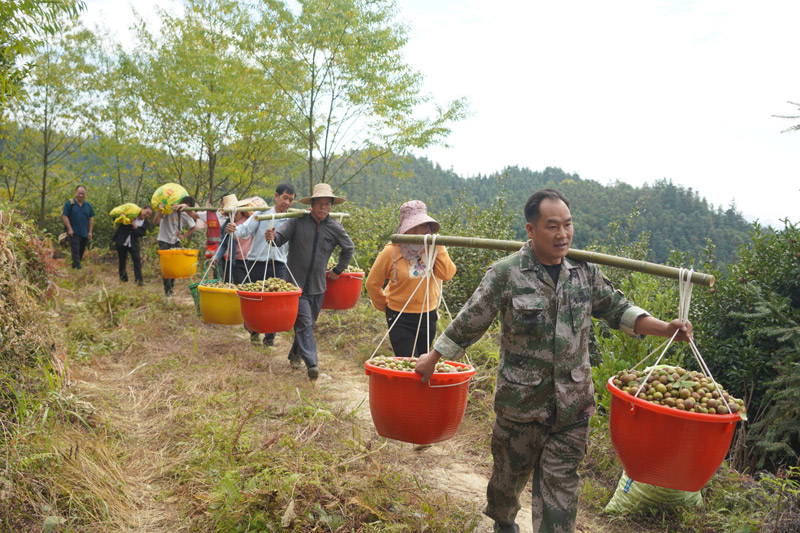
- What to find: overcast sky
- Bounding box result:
[83,0,799,226]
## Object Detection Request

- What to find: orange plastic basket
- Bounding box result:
[158,249,199,279]
[237,289,301,333]
[607,377,741,491]
[322,272,364,310]
[364,358,475,445]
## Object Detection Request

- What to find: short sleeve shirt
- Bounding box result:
[62,200,95,238]
[157,212,196,245]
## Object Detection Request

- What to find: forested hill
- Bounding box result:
[329,155,753,264]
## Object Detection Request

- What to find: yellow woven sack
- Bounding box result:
[151,183,189,215]
[109,203,142,226]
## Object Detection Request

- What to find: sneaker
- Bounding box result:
[307,366,319,380]
[137,280,144,287]
[120,277,128,282]
[289,355,302,370]
[249,332,261,345]
[263,336,274,347]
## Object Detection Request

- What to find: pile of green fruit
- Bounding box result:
[237,278,299,293]
[369,355,470,373]
[327,258,363,273]
[200,281,236,289]
[612,366,745,416]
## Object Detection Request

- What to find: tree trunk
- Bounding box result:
[39,116,50,228]
[207,145,216,205]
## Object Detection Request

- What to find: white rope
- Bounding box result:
[632,267,733,414]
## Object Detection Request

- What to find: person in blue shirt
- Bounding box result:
[61,185,95,270]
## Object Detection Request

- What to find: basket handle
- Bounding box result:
[237,293,264,302]
[427,375,474,389]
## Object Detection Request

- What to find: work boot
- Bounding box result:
[493,523,519,533]
[289,354,302,370]
[307,365,319,380]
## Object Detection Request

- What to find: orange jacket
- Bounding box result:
[366,243,456,314]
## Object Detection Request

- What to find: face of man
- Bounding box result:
[75,187,86,204]
[310,197,332,222]
[274,191,295,213]
[525,198,573,265]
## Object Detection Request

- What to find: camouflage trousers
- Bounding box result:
[484,416,589,533]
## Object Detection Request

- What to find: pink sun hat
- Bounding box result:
[397,200,440,234]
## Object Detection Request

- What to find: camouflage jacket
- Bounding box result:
[434,242,648,427]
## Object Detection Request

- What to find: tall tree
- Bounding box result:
[0,0,85,108]
[85,32,156,204]
[6,25,95,226]
[130,0,290,204]
[246,0,468,195]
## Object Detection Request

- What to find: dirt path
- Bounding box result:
[63,263,613,532]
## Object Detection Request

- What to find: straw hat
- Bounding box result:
[299,183,345,205]
[221,194,239,210]
[398,200,439,234]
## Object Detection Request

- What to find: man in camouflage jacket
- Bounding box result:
[415,189,692,533]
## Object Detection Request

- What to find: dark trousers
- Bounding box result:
[236,259,287,284]
[116,246,142,282]
[288,292,324,368]
[385,307,438,358]
[158,240,179,294]
[70,235,88,269]
[238,260,287,341]
[216,259,235,283]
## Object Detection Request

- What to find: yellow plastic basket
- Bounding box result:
[158,249,199,279]
[198,285,243,325]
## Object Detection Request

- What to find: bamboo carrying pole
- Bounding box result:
[391,234,715,287]
[182,206,274,213]
[255,211,350,221]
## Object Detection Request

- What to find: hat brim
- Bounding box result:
[399,216,440,235]
[300,196,346,205]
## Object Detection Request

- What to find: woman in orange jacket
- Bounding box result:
[365,200,456,358]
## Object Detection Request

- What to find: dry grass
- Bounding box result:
[4,244,778,532]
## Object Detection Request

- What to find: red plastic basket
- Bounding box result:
[236,289,302,333]
[364,359,475,445]
[322,272,364,310]
[607,377,741,491]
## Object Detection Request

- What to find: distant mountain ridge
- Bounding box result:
[321,155,752,264]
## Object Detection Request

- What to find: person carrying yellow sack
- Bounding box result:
[112,204,154,285]
[109,203,142,226]
[151,183,190,215]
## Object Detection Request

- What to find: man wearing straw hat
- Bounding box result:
[415,189,693,533]
[226,183,297,346]
[264,182,354,380]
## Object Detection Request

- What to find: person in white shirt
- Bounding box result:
[153,196,199,296]
[225,183,296,345]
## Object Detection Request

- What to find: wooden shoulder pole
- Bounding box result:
[390,234,715,287]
